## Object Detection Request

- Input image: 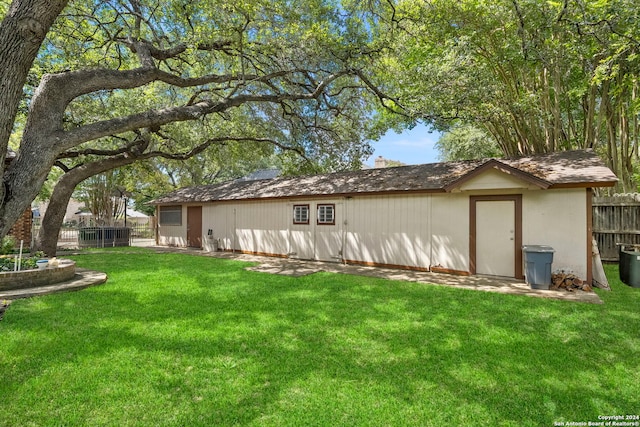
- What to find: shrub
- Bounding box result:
[0,250,47,271]
[0,236,16,255]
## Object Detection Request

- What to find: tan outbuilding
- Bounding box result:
[151,150,617,285]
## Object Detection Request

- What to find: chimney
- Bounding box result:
[374,156,387,168]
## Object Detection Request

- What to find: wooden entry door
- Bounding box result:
[470,195,523,278]
[187,206,203,248]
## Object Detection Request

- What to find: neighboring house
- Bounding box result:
[6,149,32,246]
[124,208,151,225]
[361,156,405,170]
[35,198,150,226]
[150,150,617,284]
[373,155,405,168]
[8,208,32,247]
[113,208,151,226]
[34,198,86,225]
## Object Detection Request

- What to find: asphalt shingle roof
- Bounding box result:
[151,150,617,205]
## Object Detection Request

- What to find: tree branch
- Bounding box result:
[58,135,147,159]
[58,70,353,149]
[352,69,407,114]
[58,135,308,167]
[144,136,306,161]
[118,38,235,61]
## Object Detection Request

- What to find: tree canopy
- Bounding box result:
[0,0,399,246]
[388,0,639,189]
[2,0,640,250]
[435,124,501,161]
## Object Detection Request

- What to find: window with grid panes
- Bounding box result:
[317,204,335,225]
[159,205,182,225]
[293,204,310,224]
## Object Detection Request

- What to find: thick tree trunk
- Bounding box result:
[34,170,76,256]
[583,84,597,149]
[33,155,139,256]
[0,0,67,155]
[0,0,68,234]
[1,143,60,238]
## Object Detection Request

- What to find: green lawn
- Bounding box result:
[1,250,638,426]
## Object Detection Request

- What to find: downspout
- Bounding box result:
[233,207,237,253]
[342,197,349,264]
[155,205,159,246]
[287,202,292,258]
[428,194,433,271]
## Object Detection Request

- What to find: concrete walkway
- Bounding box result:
[151,247,603,304]
[1,246,601,303]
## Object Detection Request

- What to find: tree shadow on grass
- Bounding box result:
[1,255,639,426]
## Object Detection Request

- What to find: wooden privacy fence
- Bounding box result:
[592,194,640,261]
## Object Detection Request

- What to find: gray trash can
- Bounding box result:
[522,245,555,290]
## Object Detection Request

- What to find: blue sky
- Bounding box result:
[365,123,442,166]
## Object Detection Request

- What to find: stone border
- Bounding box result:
[0,268,107,300]
[0,260,76,291]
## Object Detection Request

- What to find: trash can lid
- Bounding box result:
[521,245,555,253]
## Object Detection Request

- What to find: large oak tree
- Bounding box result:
[0,0,397,243]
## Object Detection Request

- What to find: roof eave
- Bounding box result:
[548,180,618,189]
[443,159,551,192]
[150,188,449,205]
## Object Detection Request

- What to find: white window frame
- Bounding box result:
[293,204,310,224]
[317,204,335,225]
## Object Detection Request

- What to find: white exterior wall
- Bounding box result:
[429,193,470,272]
[156,182,590,279]
[200,199,346,261]
[185,193,472,272]
[459,168,538,191]
[237,201,290,254]
[157,205,187,247]
[289,203,314,259]
[201,201,290,255]
[344,195,431,268]
[522,188,588,278]
[201,203,233,252]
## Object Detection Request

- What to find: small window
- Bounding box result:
[159,205,182,225]
[293,204,310,224]
[317,204,335,225]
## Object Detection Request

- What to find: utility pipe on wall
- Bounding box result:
[342,197,350,264]
[233,208,237,253]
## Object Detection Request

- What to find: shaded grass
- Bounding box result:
[1,250,638,426]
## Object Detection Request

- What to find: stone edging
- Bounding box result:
[0,260,76,291]
[0,268,107,301]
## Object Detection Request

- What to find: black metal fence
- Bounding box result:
[31,220,155,249]
[78,227,131,248]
